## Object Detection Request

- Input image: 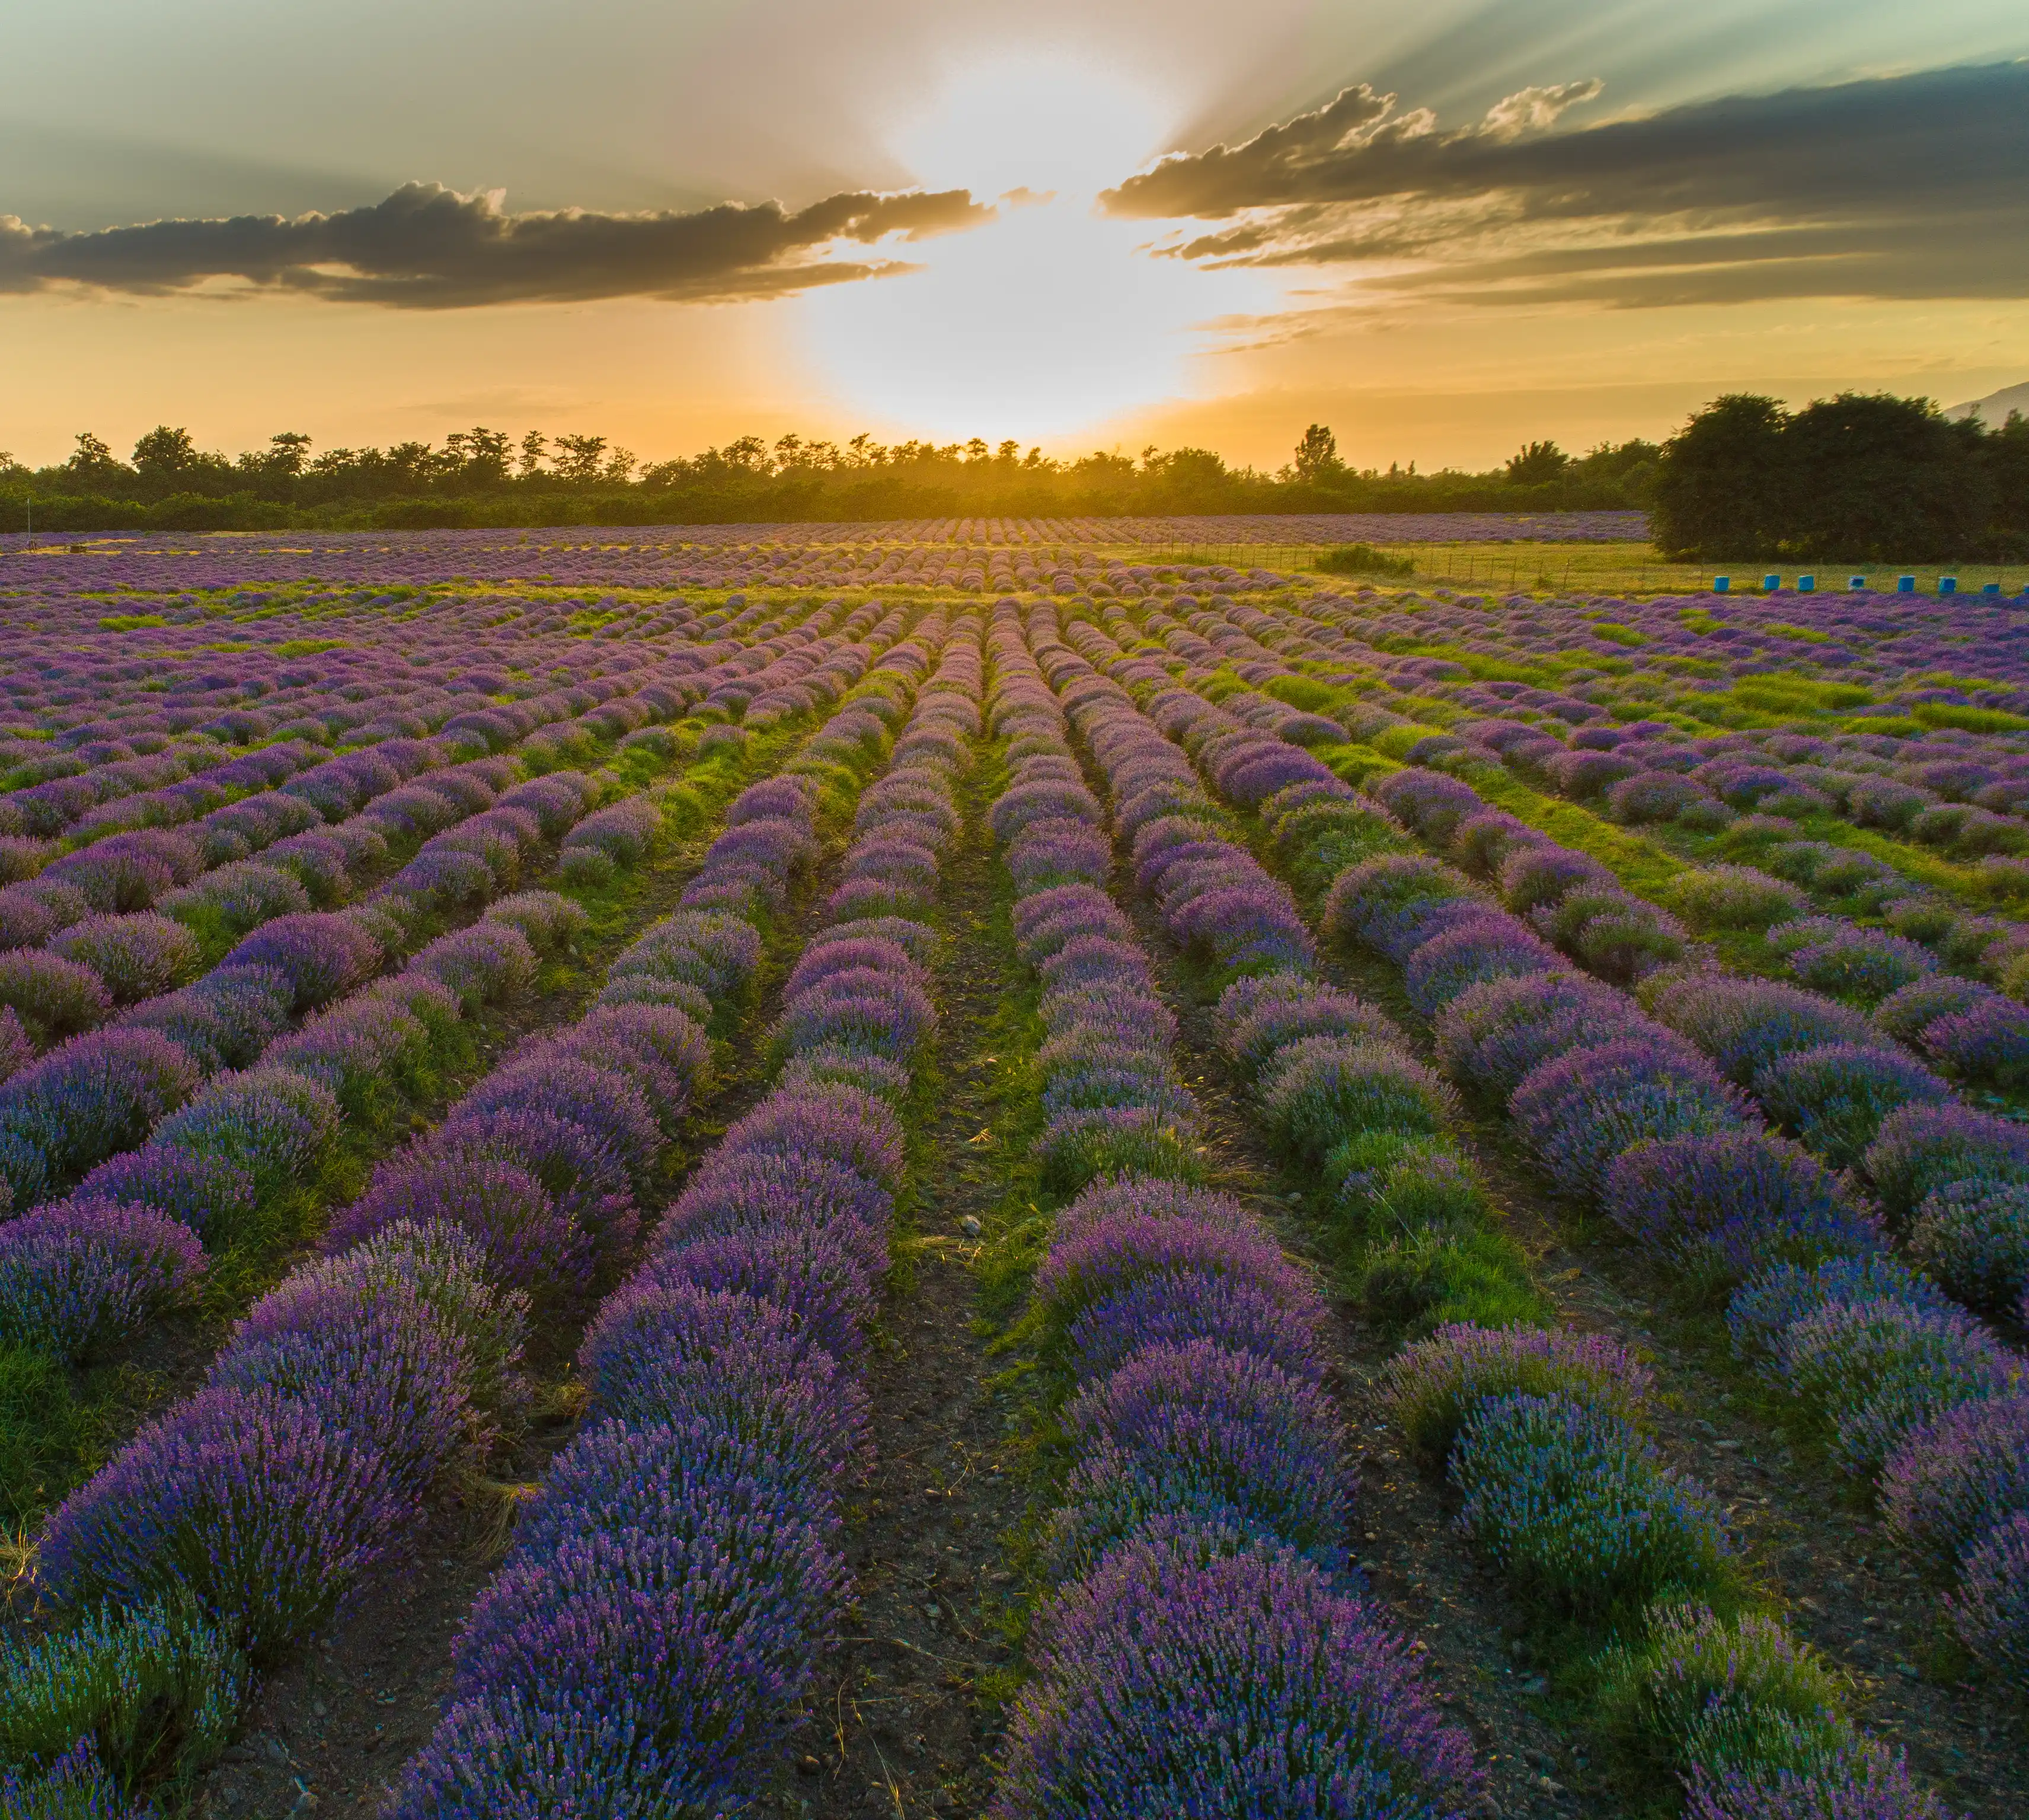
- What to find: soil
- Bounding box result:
[1114,866,1594,1820]
[774,767,1031,1820]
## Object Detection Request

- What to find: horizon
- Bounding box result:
[4,4,2026,473]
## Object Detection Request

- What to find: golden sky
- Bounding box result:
[5,1,2027,472]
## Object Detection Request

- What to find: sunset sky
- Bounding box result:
[6,0,2027,473]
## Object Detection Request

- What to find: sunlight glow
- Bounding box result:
[798,52,1271,445]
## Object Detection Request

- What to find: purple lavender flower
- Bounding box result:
[720,1086,905,1190]
[1684,1745,1965,1818]
[1385,1321,1653,1468]
[577,1278,868,1484]
[405,1419,845,1815]
[38,1385,405,1661]
[1880,1394,2029,1579]
[1433,969,1632,1102]
[1775,1299,2018,1478]
[994,1521,1480,1820]
[1403,914,1561,1017]
[153,1067,341,1194]
[1261,1037,1459,1163]
[1369,768,1485,842]
[1050,1339,1348,1574]
[1753,1043,1953,1170]
[0,1196,205,1358]
[0,1027,202,1207]
[1512,1037,1755,1202]
[436,1106,639,1261]
[222,912,382,1011]
[50,912,201,1005]
[456,1055,663,1194]
[0,949,114,1045]
[1498,845,1615,914]
[1862,1102,2029,1219]
[1602,1132,1881,1295]
[77,1142,257,1238]
[209,1276,478,1499]
[1950,1508,2029,1685]
[649,1226,875,1366]
[1449,1392,1731,1612]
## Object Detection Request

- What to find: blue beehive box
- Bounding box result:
[1898,576,1916,593]
[1714,576,1730,593]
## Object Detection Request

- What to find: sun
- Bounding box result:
[798,52,1267,445]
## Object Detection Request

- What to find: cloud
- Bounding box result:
[0,181,993,308]
[1103,61,2029,308]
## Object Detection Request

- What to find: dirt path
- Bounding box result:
[784,758,1029,1820]
[1103,872,1597,1820]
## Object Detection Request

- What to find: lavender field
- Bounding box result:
[4,521,2028,1820]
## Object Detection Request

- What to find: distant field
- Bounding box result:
[10,516,2022,602]
[1309,539,2029,599]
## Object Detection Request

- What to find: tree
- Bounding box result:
[1979,412,2029,557]
[1782,393,1985,561]
[552,435,609,483]
[1292,423,1343,484]
[132,425,197,478]
[65,433,129,490]
[267,432,312,477]
[1506,440,1571,486]
[517,431,548,478]
[445,427,512,487]
[1650,395,1791,560]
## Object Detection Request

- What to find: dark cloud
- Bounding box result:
[0,181,992,307]
[1103,62,2029,307]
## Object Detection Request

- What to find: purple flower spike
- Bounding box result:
[39,1385,404,1661]
[995,1522,1480,1820]
[0,1196,205,1358]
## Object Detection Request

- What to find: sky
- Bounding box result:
[5,0,2028,474]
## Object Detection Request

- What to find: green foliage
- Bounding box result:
[1595,1604,1855,1787]
[0,1595,250,1797]
[0,1343,89,1525]
[1315,542,1414,577]
[1654,390,2016,561]
[1359,1228,1551,1339]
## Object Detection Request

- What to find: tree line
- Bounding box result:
[0,423,1659,533]
[8,396,2018,555]
[1652,393,2029,562]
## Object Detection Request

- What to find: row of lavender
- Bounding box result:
[0,585,794,848]
[1050,605,1970,1816]
[1119,599,2029,1674]
[0,610,931,1812]
[0,605,928,1551]
[392,611,976,1812]
[979,604,1479,1817]
[6,511,1618,595]
[1143,589,2029,966]
[1140,594,2029,1214]
[0,593,841,1051]
[0,596,898,1227]
[1136,612,2029,1672]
